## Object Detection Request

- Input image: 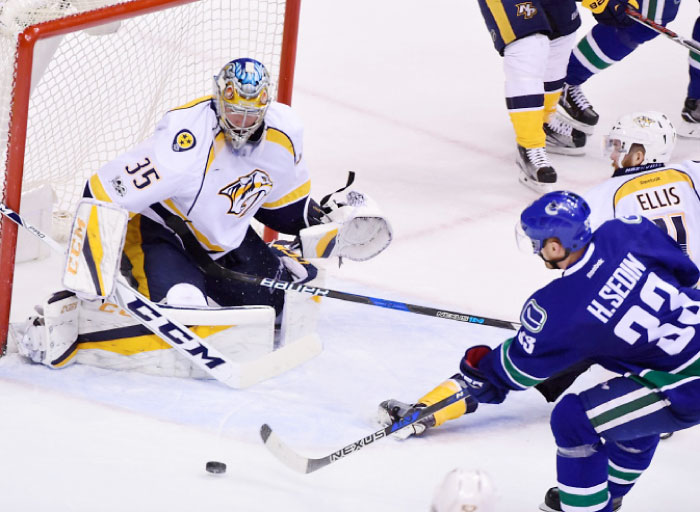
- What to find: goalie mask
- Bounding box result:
[602,111,676,168]
[213,58,271,149]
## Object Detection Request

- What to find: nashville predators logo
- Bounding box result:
[172,129,196,152]
[633,115,655,128]
[219,169,273,216]
[516,2,537,18]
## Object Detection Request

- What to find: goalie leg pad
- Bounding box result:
[12,292,277,377]
[73,302,276,378]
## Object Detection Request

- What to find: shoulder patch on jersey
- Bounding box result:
[520,299,547,333]
[173,129,196,152]
[110,176,127,197]
[218,169,273,216]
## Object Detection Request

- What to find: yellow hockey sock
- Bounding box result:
[543,91,562,124]
[508,108,545,148]
[417,378,467,427]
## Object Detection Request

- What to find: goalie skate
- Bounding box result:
[517,145,556,193]
[539,487,622,512]
[557,83,599,135]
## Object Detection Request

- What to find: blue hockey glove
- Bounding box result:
[459,345,508,404]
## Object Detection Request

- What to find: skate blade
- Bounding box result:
[677,119,700,139]
[555,105,597,135]
[546,144,587,157]
[518,171,554,194]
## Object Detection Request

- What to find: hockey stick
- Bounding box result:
[626,9,700,57]
[260,388,471,474]
[163,216,519,331]
[0,201,243,388]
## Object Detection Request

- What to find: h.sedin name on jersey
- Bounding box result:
[587,253,646,323]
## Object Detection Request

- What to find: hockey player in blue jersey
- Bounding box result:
[680,14,700,138]
[557,0,683,147]
[379,191,700,511]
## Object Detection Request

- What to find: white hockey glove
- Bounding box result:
[300,182,392,262]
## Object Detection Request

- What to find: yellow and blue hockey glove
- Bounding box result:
[581,0,639,27]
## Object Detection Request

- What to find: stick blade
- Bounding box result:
[259,424,312,474]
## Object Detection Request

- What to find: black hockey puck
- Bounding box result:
[205,461,227,474]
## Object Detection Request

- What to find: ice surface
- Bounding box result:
[2,1,699,510]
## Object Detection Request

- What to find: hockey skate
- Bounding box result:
[539,487,622,512]
[377,399,435,439]
[544,114,587,156]
[557,83,599,135]
[516,145,556,193]
[678,97,700,139]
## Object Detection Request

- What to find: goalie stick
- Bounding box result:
[0,201,261,389]
[164,215,519,331]
[260,388,471,474]
[626,9,700,57]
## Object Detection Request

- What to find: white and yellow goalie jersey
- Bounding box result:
[585,161,700,263]
[85,97,310,258]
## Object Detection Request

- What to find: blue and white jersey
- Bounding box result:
[479,217,700,409]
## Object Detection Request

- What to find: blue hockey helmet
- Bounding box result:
[213,58,271,149]
[518,191,592,254]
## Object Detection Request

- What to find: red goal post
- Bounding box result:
[0,0,300,354]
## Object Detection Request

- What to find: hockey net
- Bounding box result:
[0,0,300,353]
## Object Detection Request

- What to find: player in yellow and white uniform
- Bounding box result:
[10,58,392,376]
[83,58,318,312]
[584,111,700,265]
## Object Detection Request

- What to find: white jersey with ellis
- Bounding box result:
[584,160,700,264]
[85,98,310,258]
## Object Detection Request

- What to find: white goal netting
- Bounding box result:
[0,0,294,238]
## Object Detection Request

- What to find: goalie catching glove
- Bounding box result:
[376,374,478,440]
[299,174,392,262]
